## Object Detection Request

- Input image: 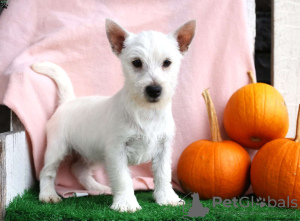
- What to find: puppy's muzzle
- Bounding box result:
[145,85,162,102]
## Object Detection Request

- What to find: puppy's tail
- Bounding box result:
[31,62,75,105]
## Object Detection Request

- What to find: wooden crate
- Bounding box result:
[0,111,35,218]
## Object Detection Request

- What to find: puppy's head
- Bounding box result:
[106,19,196,108]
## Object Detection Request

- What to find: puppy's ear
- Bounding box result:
[106,19,130,55]
[173,20,196,54]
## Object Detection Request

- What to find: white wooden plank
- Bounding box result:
[273,0,300,138]
[0,134,7,219]
[4,131,35,206]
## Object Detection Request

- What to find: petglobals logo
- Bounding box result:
[179,192,298,219]
[212,196,298,208]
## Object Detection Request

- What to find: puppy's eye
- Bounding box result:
[132,59,142,68]
[163,60,171,68]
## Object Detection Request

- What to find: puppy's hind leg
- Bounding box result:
[39,138,68,203]
[71,158,110,194]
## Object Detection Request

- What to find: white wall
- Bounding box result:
[273,0,300,138]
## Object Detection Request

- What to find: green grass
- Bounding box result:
[5,186,300,220]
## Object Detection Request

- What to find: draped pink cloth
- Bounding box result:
[0,0,256,197]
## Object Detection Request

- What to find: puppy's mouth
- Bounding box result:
[147,97,160,103]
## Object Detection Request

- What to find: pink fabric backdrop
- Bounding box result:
[0,0,256,197]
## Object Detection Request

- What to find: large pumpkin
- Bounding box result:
[251,105,300,208]
[177,89,251,199]
[223,71,289,149]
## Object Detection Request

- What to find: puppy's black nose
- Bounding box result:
[145,86,162,99]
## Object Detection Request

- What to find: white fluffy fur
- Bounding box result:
[32,19,196,213]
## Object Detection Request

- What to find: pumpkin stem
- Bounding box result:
[202,89,223,142]
[295,104,300,142]
[247,71,256,84]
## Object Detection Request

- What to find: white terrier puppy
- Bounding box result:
[32,19,196,213]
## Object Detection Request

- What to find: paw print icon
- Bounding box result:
[256,197,266,207]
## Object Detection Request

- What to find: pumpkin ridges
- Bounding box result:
[292,145,300,201]
[250,84,260,142]
[215,142,222,197]
[236,146,250,196]
[282,142,300,203]
[178,141,202,193]
[252,84,270,142]
[269,141,290,200]
[234,143,249,196]
[242,86,251,137]
[272,85,289,137]
[226,85,250,145]
[190,141,199,194]
[277,142,295,201]
[197,141,214,199]
[295,104,300,142]
[213,142,216,197]
[263,141,283,198]
[242,148,251,194]
[262,84,267,136]
[251,139,285,198]
[209,142,218,198]
[272,85,279,137]
[250,86,257,139]
[255,84,266,138]
[233,141,250,196]
[194,141,206,196]
[214,141,250,198]
[237,84,257,146]
[239,86,250,138]
[216,143,231,197]
[244,86,253,137]
[178,140,217,197]
[226,87,248,142]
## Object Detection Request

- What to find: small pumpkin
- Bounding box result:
[223,71,289,149]
[251,105,300,208]
[177,89,251,199]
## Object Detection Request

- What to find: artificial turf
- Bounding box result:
[5,186,300,221]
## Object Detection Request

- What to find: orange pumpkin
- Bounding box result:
[223,71,289,149]
[251,105,300,208]
[177,89,251,199]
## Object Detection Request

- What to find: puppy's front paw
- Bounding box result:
[39,193,62,203]
[111,194,142,213]
[154,189,183,206]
